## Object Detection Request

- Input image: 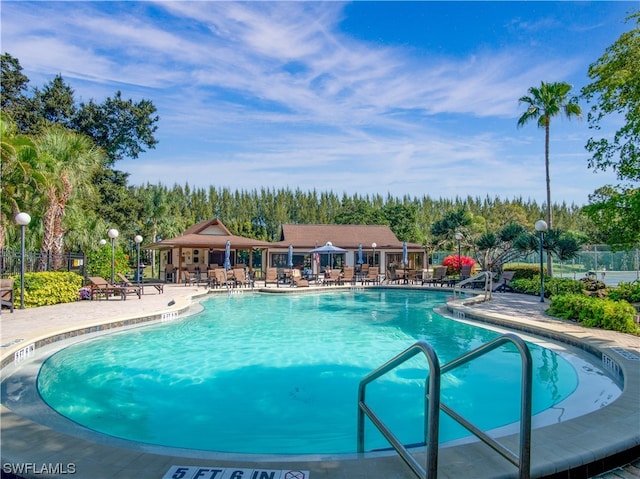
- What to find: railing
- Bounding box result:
[357,333,533,479]
[451,271,494,301]
[357,341,441,479]
[0,250,86,276]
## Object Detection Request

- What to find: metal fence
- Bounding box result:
[0,250,87,278]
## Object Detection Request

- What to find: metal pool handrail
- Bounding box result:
[452,270,494,301]
[357,340,441,479]
[357,333,533,479]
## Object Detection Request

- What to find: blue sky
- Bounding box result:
[1,1,635,206]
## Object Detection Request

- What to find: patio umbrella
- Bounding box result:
[357,244,364,265]
[402,241,408,266]
[308,242,347,269]
[287,245,294,269]
[224,240,231,271]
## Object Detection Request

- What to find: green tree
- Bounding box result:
[518,81,582,275]
[582,10,639,182]
[0,113,43,249]
[33,75,77,131]
[581,10,640,250]
[34,126,104,269]
[0,53,29,112]
[475,223,528,273]
[430,208,473,244]
[583,186,640,249]
[73,91,159,165]
[0,53,40,135]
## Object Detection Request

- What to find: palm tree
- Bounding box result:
[518,81,582,276]
[0,113,43,249]
[34,126,104,270]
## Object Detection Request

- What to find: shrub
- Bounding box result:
[549,294,640,335]
[14,272,84,308]
[87,246,130,279]
[511,275,583,298]
[442,255,475,276]
[504,264,545,280]
[607,282,640,303]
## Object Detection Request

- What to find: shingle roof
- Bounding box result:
[147,219,422,251]
[276,224,422,249]
[147,218,272,249]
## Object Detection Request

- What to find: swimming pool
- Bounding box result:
[37,289,588,454]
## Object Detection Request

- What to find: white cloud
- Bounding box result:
[1,1,620,205]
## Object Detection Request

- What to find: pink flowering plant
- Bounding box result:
[441,255,476,276]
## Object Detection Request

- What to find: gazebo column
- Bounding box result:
[178,246,183,284]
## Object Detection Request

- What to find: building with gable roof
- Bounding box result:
[148,219,425,282]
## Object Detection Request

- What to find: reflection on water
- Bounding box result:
[38,290,581,454]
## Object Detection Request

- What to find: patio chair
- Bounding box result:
[214,269,232,289]
[165,264,176,283]
[386,268,402,284]
[493,271,515,292]
[291,269,309,287]
[363,267,380,285]
[454,264,473,287]
[460,264,472,281]
[406,269,418,284]
[181,270,199,286]
[422,266,447,286]
[0,278,15,313]
[340,266,355,285]
[324,268,342,286]
[264,268,280,287]
[232,268,249,288]
[87,276,136,300]
[116,272,165,294]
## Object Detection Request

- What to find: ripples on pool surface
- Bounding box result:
[38,289,579,454]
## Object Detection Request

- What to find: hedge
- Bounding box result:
[13,272,84,308]
[510,275,584,298]
[548,294,640,335]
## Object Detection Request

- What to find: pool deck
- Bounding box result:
[1,284,639,479]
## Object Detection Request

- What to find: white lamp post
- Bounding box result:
[455,232,464,277]
[15,212,31,309]
[107,228,119,284]
[371,242,377,267]
[535,220,548,302]
[134,235,143,286]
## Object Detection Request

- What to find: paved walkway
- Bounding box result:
[1,285,639,479]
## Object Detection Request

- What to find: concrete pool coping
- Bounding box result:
[1,284,639,478]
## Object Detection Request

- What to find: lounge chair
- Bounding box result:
[265,268,280,287]
[181,270,199,286]
[290,269,309,287]
[1,278,14,312]
[363,267,380,285]
[88,276,140,300]
[459,264,472,281]
[454,264,473,287]
[386,268,401,284]
[214,269,232,288]
[232,268,250,288]
[116,273,164,294]
[493,271,515,292]
[340,266,355,285]
[324,268,342,286]
[422,266,448,286]
[165,264,176,283]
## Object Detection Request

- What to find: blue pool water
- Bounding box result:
[37,290,578,454]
